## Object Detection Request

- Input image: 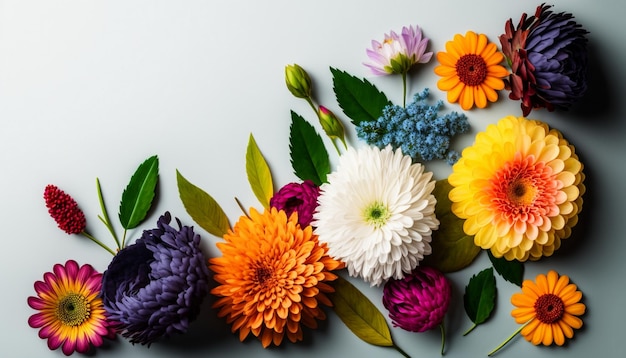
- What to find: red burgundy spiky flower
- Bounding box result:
[44,184,87,234]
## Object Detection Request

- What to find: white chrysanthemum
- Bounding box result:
[313,145,439,286]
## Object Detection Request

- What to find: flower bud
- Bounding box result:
[285,64,312,99]
[44,184,86,234]
[318,106,346,147]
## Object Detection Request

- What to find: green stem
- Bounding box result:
[305,97,317,114]
[234,197,251,218]
[463,323,477,336]
[121,229,128,249]
[440,322,446,355]
[96,178,120,249]
[487,319,532,356]
[393,344,411,358]
[402,72,407,107]
[81,231,116,255]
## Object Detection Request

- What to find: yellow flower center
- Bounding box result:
[56,293,91,326]
[507,178,538,206]
[534,293,565,324]
[363,201,391,228]
[456,54,487,86]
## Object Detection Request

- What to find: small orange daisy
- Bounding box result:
[210,207,342,347]
[511,270,585,346]
[435,31,509,110]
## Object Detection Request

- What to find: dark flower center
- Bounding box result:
[255,266,273,285]
[534,293,565,324]
[56,293,91,326]
[284,196,303,211]
[456,54,488,86]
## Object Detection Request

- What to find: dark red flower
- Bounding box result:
[499,4,589,116]
[44,184,86,234]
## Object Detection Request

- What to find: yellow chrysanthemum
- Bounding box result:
[210,207,342,348]
[511,270,585,346]
[448,116,585,261]
[434,31,508,110]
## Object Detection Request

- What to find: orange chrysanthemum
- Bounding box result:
[210,207,342,348]
[448,116,585,261]
[435,31,508,110]
[511,270,585,346]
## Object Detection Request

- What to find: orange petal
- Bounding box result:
[460,85,475,110]
[447,82,465,103]
[475,33,488,56]
[438,76,461,91]
[480,83,499,102]
[434,64,458,77]
[473,86,487,108]
[437,51,459,67]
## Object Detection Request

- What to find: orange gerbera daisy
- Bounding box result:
[210,207,342,347]
[435,31,508,110]
[511,271,585,346]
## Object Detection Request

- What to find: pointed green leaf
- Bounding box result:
[422,179,481,272]
[246,134,274,209]
[488,251,524,287]
[463,267,497,334]
[329,276,393,347]
[330,67,390,126]
[289,111,330,186]
[118,155,159,229]
[176,170,231,238]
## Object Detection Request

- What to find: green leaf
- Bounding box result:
[329,276,394,347]
[330,67,390,126]
[463,267,497,335]
[246,134,274,209]
[488,251,525,287]
[289,111,330,186]
[176,170,231,237]
[422,179,481,272]
[118,155,159,229]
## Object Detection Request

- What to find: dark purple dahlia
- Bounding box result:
[499,4,589,116]
[382,266,451,333]
[101,212,210,345]
[270,180,320,227]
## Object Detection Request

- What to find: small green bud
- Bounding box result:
[285,64,312,99]
[318,106,347,148]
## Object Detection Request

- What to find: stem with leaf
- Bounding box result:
[487,319,532,356]
[96,178,121,250]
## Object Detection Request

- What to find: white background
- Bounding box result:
[1,0,624,357]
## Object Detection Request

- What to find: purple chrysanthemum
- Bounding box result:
[499,4,589,116]
[270,180,320,227]
[382,266,450,333]
[100,212,210,345]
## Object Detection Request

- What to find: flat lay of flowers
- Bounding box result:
[26,3,595,357]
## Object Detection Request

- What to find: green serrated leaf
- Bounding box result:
[330,276,393,347]
[463,267,497,334]
[488,251,524,287]
[246,134,274,209]
[118,155,159,229]
[176,170,231,238]
[289,111,330,186]
[422,179,481,272]
[330,67,390,126]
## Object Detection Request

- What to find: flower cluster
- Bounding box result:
[356,88,469,165]
[29,5,592,357]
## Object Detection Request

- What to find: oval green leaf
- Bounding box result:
[463,267,497,334]
[176,170,231,238]
[118,155,159,229]
[329,276,393,347]
[422,179,481,272]
[488,250,525,287]
[330,67,390,126]
[246,134,274,209]
[289,111,330,186]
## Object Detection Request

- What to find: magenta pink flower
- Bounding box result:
[44,185,86,235]
[364,25,433,76]
[27,260,115,355]
[382,266,451,332]
[270,180,320,227]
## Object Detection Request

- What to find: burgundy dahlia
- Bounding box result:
[269,180,320,227]
[382,266,451,333]
[44,184,86,234]
[499,4,589,116]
